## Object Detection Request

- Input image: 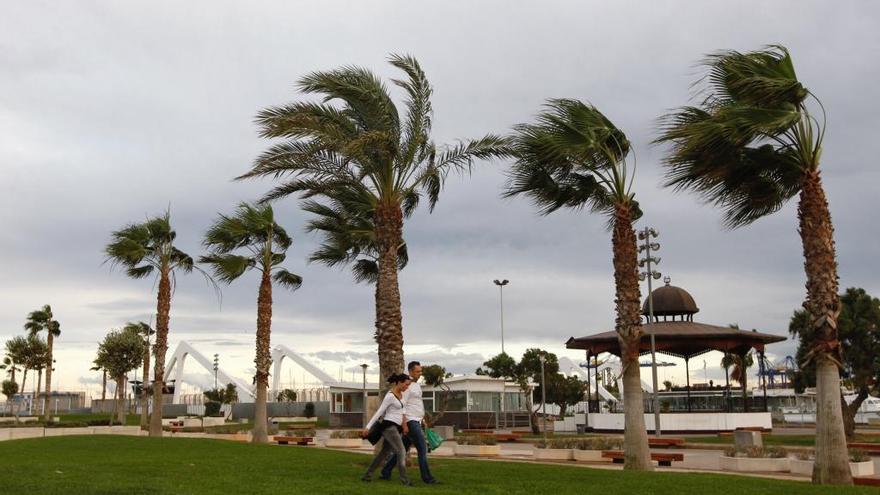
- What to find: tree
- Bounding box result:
[105,212,206,437]
[275,389,298,403]
[656,45,850,484]
[663,380,673,391]
[122,321,154,428]
[721,350,754,407]
[2,337,27,387]
[22,335,48,415]
[95,328,145,425]
[478,349,559,435]
[201,202,302,444]
[790,287,880,437]
[546,374,587,417]
[204,383,239,417]
[24,305,60,421]
[421,364,452,426]
[91,361,108,402]
[505,99,650,469]
[2,380,18,417]
[239,54,508,390]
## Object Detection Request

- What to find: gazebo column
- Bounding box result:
[585,351,591,425]
[684,357,691,413]
[594,354,599,412]
[759,350,768,413]
[724,361,731,413]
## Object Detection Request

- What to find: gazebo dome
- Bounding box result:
[642,277,699,318]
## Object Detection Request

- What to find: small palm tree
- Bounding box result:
[105,212,205,437]
[656,45,849,484]
[504,99,650,470]
[201,202,302,444]
[239,55,508,387]
[24,305,60,421]
[22,335,48,415]
[95,327,145,425]
[122,321,154,428]
[90,361,108,402]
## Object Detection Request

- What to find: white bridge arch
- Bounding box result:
[165,341,256,403]
[270,344,336,395]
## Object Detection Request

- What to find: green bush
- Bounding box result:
[573,437,622,451]
[849,449,870,462]
[536,438,575,449]
[330,430,362,439]
[456,434,497,446]
[204,401,222,417]
[303,402,315,418]
[45,421,89,428]
[794,450,814,461]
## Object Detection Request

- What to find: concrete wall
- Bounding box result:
[581,412,772,432]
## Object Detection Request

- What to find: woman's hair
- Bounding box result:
[386,373,412,385]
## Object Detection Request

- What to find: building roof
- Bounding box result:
[642,282,699,317]
[566,321,785,359]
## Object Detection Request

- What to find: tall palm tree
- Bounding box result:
[656,45,849,484]
[504,99,650,470]
[90,361,108,402]
[239,54,508,387]
[24,305,60,421]
[200,202,303,444]
[105,212,204,437]
[123,321,154,428]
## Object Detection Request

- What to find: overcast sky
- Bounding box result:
[2,1,878,399]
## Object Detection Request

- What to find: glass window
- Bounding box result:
[504,392,526,411]
[470,392,501,412]
[435,391,467,411]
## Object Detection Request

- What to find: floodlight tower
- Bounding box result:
[638,227,662,437]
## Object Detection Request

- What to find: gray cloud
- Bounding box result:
[1,1,878,391]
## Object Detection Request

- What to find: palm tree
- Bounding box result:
[200,202,303,444]
[22,335,48,415]
[721,350,754,407]
[239,55,508,387]
[95,327,145,425]
[656,45,850,484]
[90,361,108,402]
[504,99,650,470]
[24,305,60,421]
[105,212,204,437]
[122,321,154,428]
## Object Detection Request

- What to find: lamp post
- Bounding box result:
[539,354,547,443]
[212,354,219,390]
[360,364,368,427]
[638,227,662,437]
[492,279,509,354]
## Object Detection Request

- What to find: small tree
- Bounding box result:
[663,380,673,391]
[204,383,239,418]
[2,380,18,418]
[95,328,145,425]
[546,374,587,417]
[303,402,315,418]
[421,364,452,426]
[276,389,298,403]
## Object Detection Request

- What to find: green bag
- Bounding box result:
[425,427,444,451]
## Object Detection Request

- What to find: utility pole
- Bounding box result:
[360,364,368,428]
[493,279,509,354]
[212,354,219,390]
[539,354,547,443]
[638,227,662,437]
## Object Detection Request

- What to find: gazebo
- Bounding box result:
[566,279,786,413]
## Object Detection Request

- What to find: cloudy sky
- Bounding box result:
[2,1,878,399]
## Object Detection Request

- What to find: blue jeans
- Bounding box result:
[381,420,434,482]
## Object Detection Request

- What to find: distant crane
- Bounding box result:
[758,355,797,387]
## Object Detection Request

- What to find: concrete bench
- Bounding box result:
[274,435,314,446]
[602,450,683,467]
[854,476,880,486]
[648,437,684,448]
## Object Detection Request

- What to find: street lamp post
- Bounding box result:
[212,354,219,390]
[539,354,547,443]
[493,279,509,354]
[360,364,368,427]
[638,227,662,437]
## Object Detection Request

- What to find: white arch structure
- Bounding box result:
[270,344,336,395]
[165,341,256,403]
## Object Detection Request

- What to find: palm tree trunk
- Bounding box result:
[798,170,851,485]
[140,341,151,428]
[20,369,28,416]
[252,269,273,444]
[34,369,42,416]
[611,204,652,471]
[150,267,172,437]
[842,387,868,439]
[101,369,107,401]
[374,203,405,393]
[41,333,53,421]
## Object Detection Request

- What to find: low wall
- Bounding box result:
[578,412,772,433]
[231,401,329,421]
[0,426,143,442]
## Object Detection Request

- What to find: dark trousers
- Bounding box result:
[365,424,409,483]
[381,420,434,482]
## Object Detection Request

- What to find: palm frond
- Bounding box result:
[273,269,303,291]
[199,254,254,284]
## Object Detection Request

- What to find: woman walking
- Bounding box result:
[361,373,412,486]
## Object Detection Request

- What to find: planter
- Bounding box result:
[454,444,501,457]
[720,456,790,473]
[325,438,364,448]
[850,461,874,477]
[789,458,813,476]
[573,450,607,462]
[534,448,574,461]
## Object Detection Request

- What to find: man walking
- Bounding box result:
[380,361,438,484]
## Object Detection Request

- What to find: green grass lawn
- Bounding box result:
[0,436,875,494]
[684,434,880,447]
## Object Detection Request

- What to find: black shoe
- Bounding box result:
[424,479,440,485]
[378,475,391,481]
[361,475,372,482]
[400,480,413,486]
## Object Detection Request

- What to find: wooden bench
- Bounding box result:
[273,435,314,446]
[648,437,684,448]
[854,476,880,487]
[602,450,684,467]
[847,442,880,455]
[493,433,522,442]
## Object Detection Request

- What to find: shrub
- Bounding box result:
[729,446,788,459]
[44,421,88,428]
[849,449,870,462]
[204,401,222,417]
[85,418,112,426]
[303,402,315,418]
[573,437,622,451]
[286,428,315,437]
[723,446,737,458]
[764,446,787,459]
[456,434,497,446]
[330,430,363,439]
[535,438,574,449]
[793,450,814,461]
